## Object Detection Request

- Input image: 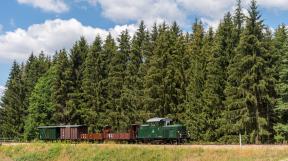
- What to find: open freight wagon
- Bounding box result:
[80,124,140,141]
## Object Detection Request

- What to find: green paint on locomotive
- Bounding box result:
[137,118,187,140]
[38,126,60,140]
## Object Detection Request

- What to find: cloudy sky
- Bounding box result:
[0,0,288,98]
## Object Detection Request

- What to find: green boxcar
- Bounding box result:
[137,118,188,141]
[38,126,60,140]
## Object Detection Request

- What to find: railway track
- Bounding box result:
[2,142,288,149]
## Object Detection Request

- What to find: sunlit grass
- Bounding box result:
[1,143,288,161]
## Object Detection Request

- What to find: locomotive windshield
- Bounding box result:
[146,117,173,126]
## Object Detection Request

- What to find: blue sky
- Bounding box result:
[0,0,288,97]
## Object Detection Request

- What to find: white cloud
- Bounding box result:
[177,0,234,18]
[86,0,236,28]
[109,24,137,38]
[17,0,69,13]
[0,19,137,61]
[200,18,222,29]
[93,0,187,27]
[0,86,5,100]
[88,0,288,28]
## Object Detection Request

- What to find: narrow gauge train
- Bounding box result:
[38,117,189,144]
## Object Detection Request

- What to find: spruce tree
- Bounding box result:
[22,53,50,111]
[144,22,167,116]
[106,30,130,130]
[100,33,118,128]
[81,35,103,132]
[144,22,186,120]
[51,49,73,124]
[20,53,50,137]
[142,22,158,86]
[225,0,276,144]
[184,20,205,141]
[202,13,236,142]
[168,22,188,120]
[67,37,89,124]
[124,22,150,123]
[233,0,244,44]
[201,27,222,142]
[24,66,57,140]
[273,25,288,143]
[0,62,26,138]
[186,20,205,103]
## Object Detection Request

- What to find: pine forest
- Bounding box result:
[1,0,288,144]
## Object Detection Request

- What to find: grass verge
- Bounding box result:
[1,143,288,161]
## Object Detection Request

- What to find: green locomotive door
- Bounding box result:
[150,126,163,139]
[169,129,174,138]
[154,126,164,139]
[157,127,164,139]
[151,127,157,138]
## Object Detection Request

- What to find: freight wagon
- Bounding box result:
[38,117,189,144]
[38,126,60,140]
[38,125,87,140]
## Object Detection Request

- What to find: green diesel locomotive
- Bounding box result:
[137,117,188,143]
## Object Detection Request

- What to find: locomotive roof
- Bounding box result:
[146,117,172,123]
[38,125,86,128]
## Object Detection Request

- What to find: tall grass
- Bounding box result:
[1,143,288,161]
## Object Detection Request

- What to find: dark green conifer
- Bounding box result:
[202,13,235,142]
[51,49,73,124]
[184,20,205,141]
[66,37,89,124]
[273,25,288,143]
[225,0,276,144]
[144,22,186,120]
[24,66,57,140]
[81,35,103,132]
[233,0,244,43]
[124,22,150,123]
[0,62,25,138]
[106,30,130,130]
[100,33,118,128]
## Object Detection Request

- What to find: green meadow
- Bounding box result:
[1,143,288,161]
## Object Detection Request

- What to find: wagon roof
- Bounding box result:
[38,125,86,128]
[146,117,172,123]
[163,124,184,127]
